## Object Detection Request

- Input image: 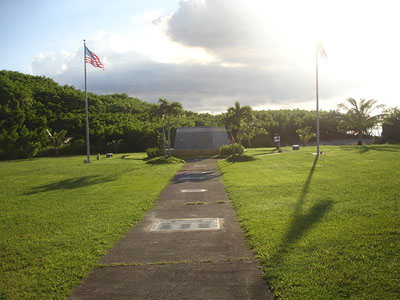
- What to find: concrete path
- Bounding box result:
[71,159,273,299]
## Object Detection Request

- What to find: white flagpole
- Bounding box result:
[84,39,90,163]
[315,42,320,155]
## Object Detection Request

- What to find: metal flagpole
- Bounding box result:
[84,39,91,163]
[315,42,320,155]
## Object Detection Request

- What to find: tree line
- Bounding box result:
[1,70,399,160]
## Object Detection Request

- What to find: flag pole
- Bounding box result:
[84,39,90,163]
[315,42,320,155]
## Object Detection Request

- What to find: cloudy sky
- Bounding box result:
[1,0,399,113]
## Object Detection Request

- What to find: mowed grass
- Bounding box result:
[219,145,400,299]
[0,154,183,299]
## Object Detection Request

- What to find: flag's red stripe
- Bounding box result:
[85,47,105,69]
[86,55,105,69]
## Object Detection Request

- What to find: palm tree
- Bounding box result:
[337,98,384,145]
[226,101,252,154]
[158,98,183,155]
[296,126,316,147]
[46,129,72,156]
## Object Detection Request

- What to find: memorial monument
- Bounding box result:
[172,126,229,156]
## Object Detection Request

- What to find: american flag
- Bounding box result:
[317,41,328,59]
[85,46,105,70]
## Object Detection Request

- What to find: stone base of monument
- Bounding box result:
[171,149,220,156]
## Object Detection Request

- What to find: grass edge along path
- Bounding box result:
[219,145,400,299]
[0,153,183,299]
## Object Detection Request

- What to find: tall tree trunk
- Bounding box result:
[357,132,363,145]
[167,117,171,156]
[238,131,242,154]
[247,138,252,148]
[162,120,166,156]
[230,132,236,155]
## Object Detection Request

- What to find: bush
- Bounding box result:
[145,147,164,159]
[219,143,244,156]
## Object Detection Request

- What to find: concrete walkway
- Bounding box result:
[71,159,273,299]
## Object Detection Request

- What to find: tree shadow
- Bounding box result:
[24,175,116,195]
[120,156,144,161]
[269,156,334,263]
[340,145,370,153]
[171,171,221,183]
[252,150,277,157]
[340,145,400,153]
[145,156,185,165]
[226,155,257,163]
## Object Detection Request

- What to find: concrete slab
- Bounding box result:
[99,204,251,264]
[71,260,273,300]
[159,180,230,202]
[172,170,221,183]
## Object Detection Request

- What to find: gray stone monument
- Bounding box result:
[172,126,229,155]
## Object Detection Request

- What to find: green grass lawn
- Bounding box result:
[0,153,183,299]
[219,145,400,299]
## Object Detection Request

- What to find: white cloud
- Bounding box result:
[30,0,400,112]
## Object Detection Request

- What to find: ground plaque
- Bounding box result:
[181,189,207,193]
[150,218,221,232]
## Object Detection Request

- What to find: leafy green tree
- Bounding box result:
[296,126,316,147]
[337,98,384,145]
[225,101,252,154]
[242,119,267,148]
[382,107,400,143]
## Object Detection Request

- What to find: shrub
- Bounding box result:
[219,143,244,156]
[145,147,164,159]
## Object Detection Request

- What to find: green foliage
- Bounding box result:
[251,109,349,147]
[241,119,267,148]
[219,145,400,299]
[0,153,182,299]
[382,107,400,143]
[145,147,164,159]
[46,129,72,156]
[0,71,220,160]
[224,101,252,153]
[156,98,184,155]
[296,126,316,147]
[219,143,244,156]
[0,289,9,300]
[337,98,384,145]
[2,71,393,161]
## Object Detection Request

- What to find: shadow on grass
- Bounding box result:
[145,156,185,165]
[269,156,334,263]
[24,175,116,195]
[226,154,257,163]
[340,145,400,153]
[120,155,143,161]
[252,150,276,157]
